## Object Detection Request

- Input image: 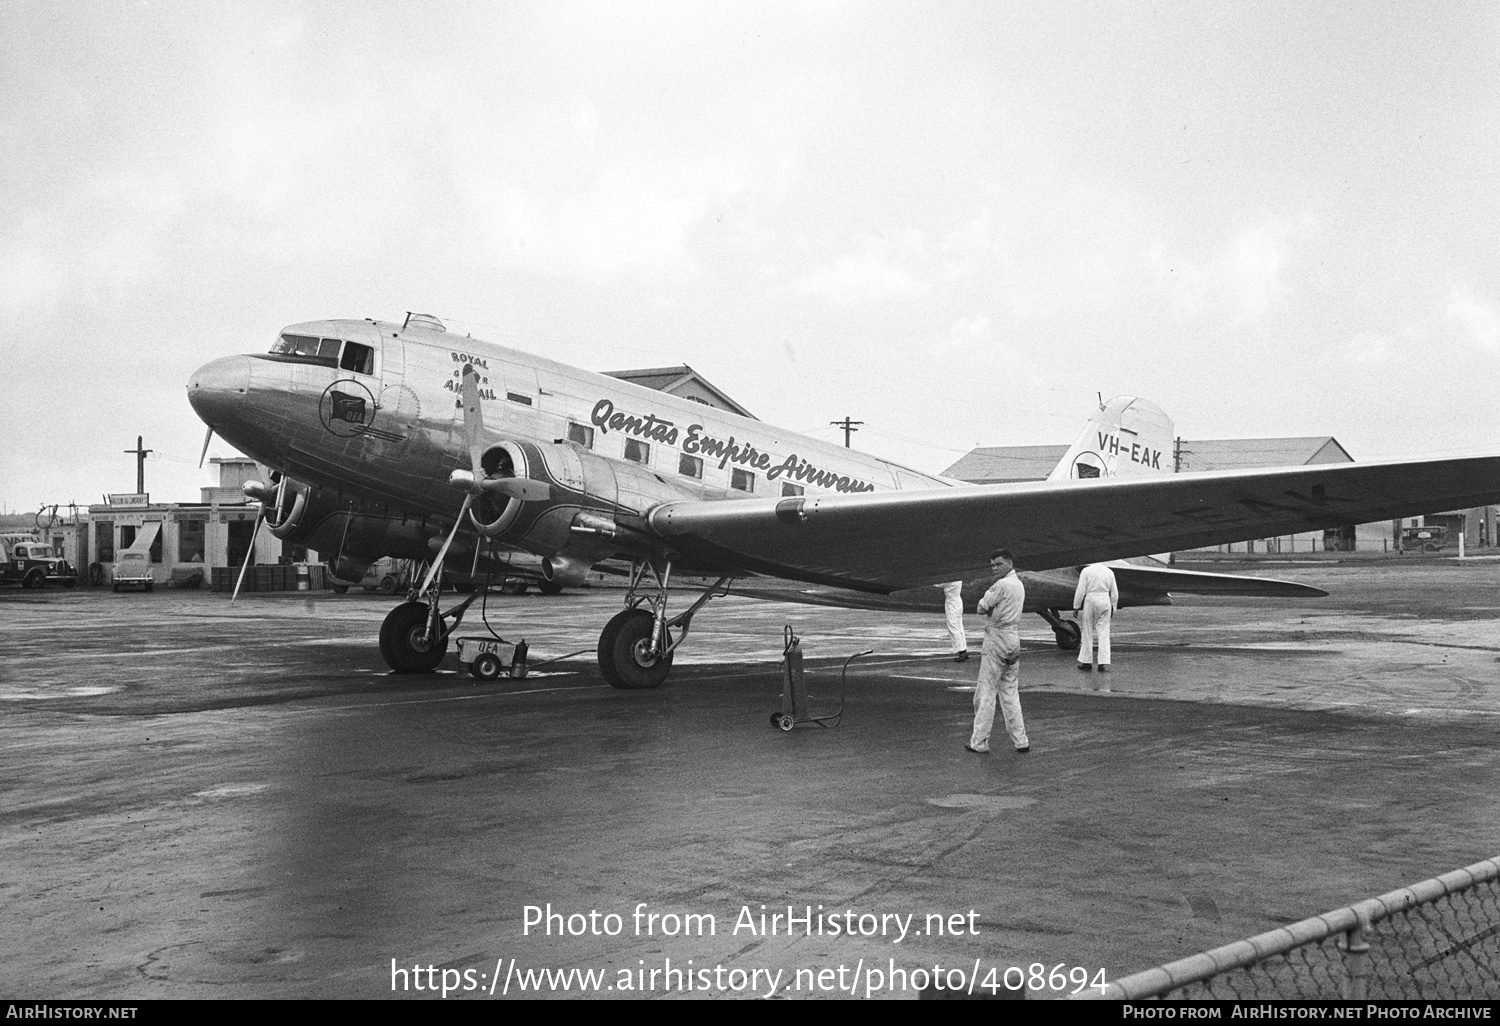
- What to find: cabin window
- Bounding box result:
[340,341,375,375]
[567,423,594,449]
[624,439,649,464]
[273,334,320,356]
[781,483,804,497]
[731,468,755,492]
[506,392,533,406]
[678,454,703,479]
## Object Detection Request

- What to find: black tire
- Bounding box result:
[597,608,673,689]
[112,582,120,593]
[471,653,503,680]
[88,563,104,586]
[379,575,396,594]
[538,579,565,596]
[500,580,528,596]
[145,582,154,593]
[22,568,43,590]
[332,584,349,594]
[1052,618,1082,651]
[379,601,449,673]
[61,578,76,589]
[773,712,795,732]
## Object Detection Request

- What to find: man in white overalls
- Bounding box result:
[966,549,1030,754]
[941,581,969,662]
[1073,562,1119,676]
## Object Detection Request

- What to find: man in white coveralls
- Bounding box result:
[966,549,1030,755]
[1073,562,1119,676]
[941,581,969,662]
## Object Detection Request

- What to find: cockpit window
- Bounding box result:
[340,342,375,375]
[268,334,372,372]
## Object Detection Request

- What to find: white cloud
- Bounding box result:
[793,230,934,303]
[1147,218,1312,326]
[1344,332,1394,366]
[1446,289,1500,351]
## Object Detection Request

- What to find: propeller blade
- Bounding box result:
[198,426,215,468]
[460,363,485,477]
[478,476,552,502]
[231,511,263,605]
[418,494,473,597]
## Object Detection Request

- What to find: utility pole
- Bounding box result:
[830,417,863,448]
[1172,436,1190,473]
[124,435,153,493]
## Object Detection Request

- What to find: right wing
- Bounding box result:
[648,455,1500,591]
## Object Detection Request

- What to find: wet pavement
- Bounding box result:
[1,560,1498,998]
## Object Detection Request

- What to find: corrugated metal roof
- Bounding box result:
[942,445,1069,483]
[1176,437,1353,473]
[943,437,1352,483]
[602,364,758,419]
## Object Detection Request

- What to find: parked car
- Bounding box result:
[0,535,78,589]
[328,556,413,594]
[112,551,154,592]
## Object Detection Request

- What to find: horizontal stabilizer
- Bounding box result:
[1111,563,1327,598]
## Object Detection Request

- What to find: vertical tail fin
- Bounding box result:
[1046,396,1175,482]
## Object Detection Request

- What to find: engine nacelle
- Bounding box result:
[464,439,701,556]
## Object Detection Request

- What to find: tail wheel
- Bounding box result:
[1052,618,1082,651]
[379,601,450,673]
[597,608,673,689]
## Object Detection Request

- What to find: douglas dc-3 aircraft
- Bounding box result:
[187,313,1500,687]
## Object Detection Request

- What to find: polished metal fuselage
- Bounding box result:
[187,317,953,543]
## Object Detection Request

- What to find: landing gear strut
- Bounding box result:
[378,564,482,673]
[596,560,732,689]
[1038,608,1082,651]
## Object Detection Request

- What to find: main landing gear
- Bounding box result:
[1037,608,1082,651]
[378,564,484,673]
[597,561,732,689]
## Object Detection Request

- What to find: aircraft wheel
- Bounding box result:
[471,653,503,680]
[597,609,673,689]
[1052,618,1081,651]
[500,580,528,596]
[379,601,449,673]
[772,712,795,732]
[538,580,565,596]
[332,584,349,594]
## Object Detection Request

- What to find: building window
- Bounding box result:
[340,341,375,375]
[678,453,703,479]
[95,521,114,562]
[178,519,205,563]
[119,525,137,551]
[149,526,163,563]
[731,468,755,492]
[781,483,804,497]
[568,423,595,449]
[624,438,650,464]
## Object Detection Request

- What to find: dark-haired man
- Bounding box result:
[966,549,1030,754]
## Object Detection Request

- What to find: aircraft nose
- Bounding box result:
[186,354,252,425]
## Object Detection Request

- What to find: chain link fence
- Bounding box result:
[1078,856,1500,1000]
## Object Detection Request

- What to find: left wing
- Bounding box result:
[648,455,1500,592]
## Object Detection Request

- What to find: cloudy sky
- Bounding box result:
[3,0,1498,512]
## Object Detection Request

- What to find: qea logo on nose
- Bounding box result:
[319,379,376,437]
